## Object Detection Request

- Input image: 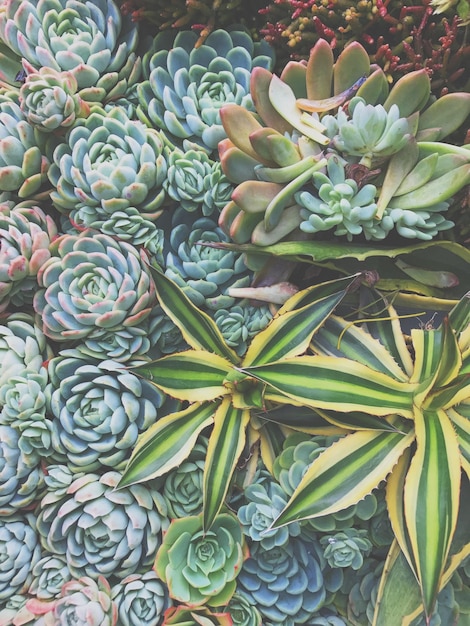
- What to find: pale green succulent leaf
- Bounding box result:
[119,402,217,487]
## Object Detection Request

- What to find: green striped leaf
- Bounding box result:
[449,289,470,336]
[276,272,363,312]
[254,404,350,436]
[119,402,217,487]
[315,409,406,432]
[132,350,232,401]
[271,427,414,527]
[146,264,239,364]
[311,315,410,381]
[426,375,470,410]
[432,318,462,389]
[242,356,416,417]
[403,408,461,619]
[203,399,250,530]
[410,327,442,385]
[447,405,470,480]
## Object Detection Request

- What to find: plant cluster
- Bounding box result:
[0,0,468,625]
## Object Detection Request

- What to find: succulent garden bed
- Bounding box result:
[0,0,469,624]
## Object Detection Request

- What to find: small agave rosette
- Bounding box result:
[48,356,166,473]
[0,0,141,103]
[0,201,58,312]
[137,28,275,153]
[33,231,156,356]
[155,512,247,607]
[48,107,167,230]
[36,470,169,580]
[111,571,172,626]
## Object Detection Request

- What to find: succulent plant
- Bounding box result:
[163,147,234,217]
[237,474,301,548]
[36,470,169,580]
[236,537,326,624]
[137,27,275,153]
[28,553,72,601]
[0,0,142,104]
[155,512,247,607]
[48,355,167,473]
[146,303,188,358]
[320,528,373,570]
[111,571,172,626]
[0,425,44,515]
[99,208,165,259]
[0,201,58,312]
[346,558,384,626]
[162,604,232,625]
[48,106,167,232]
[220,592,262,626]
[33,230,156,360]
[52,575,118,626]
[0,594,35,625]
[19,62,90,133]
[164,215,252,310]
[0,96,50,197]
[0,513,41,602]
[213,303,273,356]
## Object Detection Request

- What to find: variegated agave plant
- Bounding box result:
[120,264,470,625]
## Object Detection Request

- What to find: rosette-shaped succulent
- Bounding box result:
[161,437,207,518]
[379,204,454,241]
[48,107,167,231]
[164,215,251,310]
[238,475,301,549]
[0,594,35,625]
[36,470,169,579]
[213,303,272,356]
[146,304,187,359]
[49,355,166,472]
[53,576,117,626]
[345,558,384,625]
[111,571,172,626]
[222,592,262,626]
[320,529,373,570]
[236,537,326,624]
[155,512,247,607]
[164,148,234,216]
[100,209,165,259]
[33,231,156,360]
[19,62,90,133]
[0,0,141,103]
[0,201,58,312]
[0,96,49,197]
[0,425,44,515]
[137,28,275,153]
[0,513,41,602]
[28,553,72,600]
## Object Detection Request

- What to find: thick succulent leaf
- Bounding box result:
[447,405,470,480]
[333,41,370,95]
[315,408,405,433]
[119,402,217,487]
[203,398,250,530]
[448,290,470,344]
[146,264,238,364]
[311,315,410,381]
[403,408,461,619]
[131,350,232,401]
[255,404,349,436]
[242,356,416,417]
[254,418,290,474]
[426,375,470,411]
[270,427,414,527]
[242,277,358,366]
[306,38,334,100]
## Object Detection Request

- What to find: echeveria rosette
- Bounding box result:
[236,537,326,625]
[0,96,50,197]
[48,107,167,232]
[100,209,165,260]
[320,529,373,571]
[164,147,234,216]
[137,28,275,153]
[48,575,118,626]
[221,592,262,626]
[164,215,251,310]
[28,553,72,600]
[237,476,301,549]
[0,0,141,104]
[213,303,273,357]
[0,513,42,603]
[155,512,247,607]
[0,425,44,515]
[19,62,90,133]
[33,231,156,360]
[0,201,58,312]
[380,204,454,241]
[48,355,166,473]
[111,571,172,626]
[36,470,169,580]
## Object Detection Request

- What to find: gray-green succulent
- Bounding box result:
[52,575,117,626]
[28,553,72,600]
[320,529,373,570]
[111,571,172,626]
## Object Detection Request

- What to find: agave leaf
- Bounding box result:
[447,405,470,481]
[403,407,461,619]
[269,427,414,526]
[203,398,250,530]
[241,356,417,417]
[449,290,470,338]
[131,350,232,402]
[147,264,239,364]
[119,402,217,487]
[256,404,350,436]
[426,375,470,411]
[255,419,289,474]
[316,409,406,433]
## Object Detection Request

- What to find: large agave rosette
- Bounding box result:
[137,28,275,153]
[0,0,141,103]
[48,107,167,234]
[36,470,169,580]
[33,231,156,360]
[155,512,247,607]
